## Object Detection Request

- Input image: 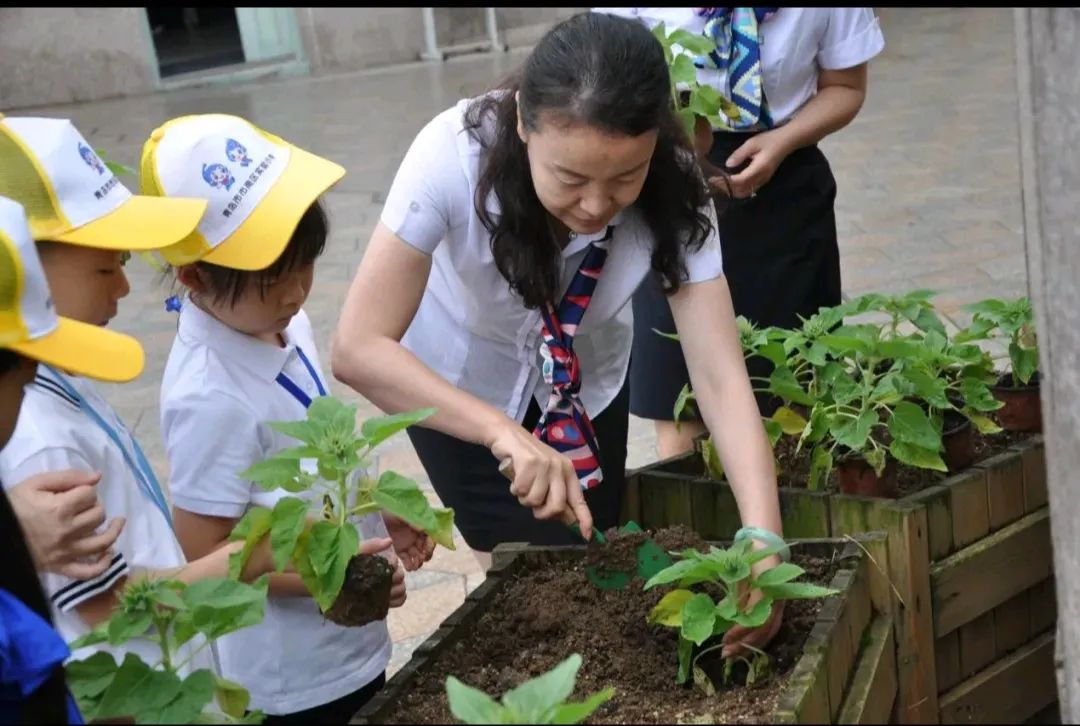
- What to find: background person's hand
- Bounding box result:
[489,424,593,539]
[708,130,792,199]
[388,558,407,608]
[9,470,126,580]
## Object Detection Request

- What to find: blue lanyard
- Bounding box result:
[43,366,174,530]
[275,347,327,409]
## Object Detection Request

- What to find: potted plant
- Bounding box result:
[228,396,455,628]
[66,576,270,724]
[955,297,1041,432]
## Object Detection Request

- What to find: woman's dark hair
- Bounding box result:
[187,199,328,307]
[0,349,22,375]
[464,11,714,309]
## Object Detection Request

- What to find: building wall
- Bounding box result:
[0,8,157,110]
[0,7,585,110]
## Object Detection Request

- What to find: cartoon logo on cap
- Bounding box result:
[202,163,235,191]
[226,139,252,167]
[78,143,106,175]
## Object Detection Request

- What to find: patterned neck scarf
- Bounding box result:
[694,7,780,131]
[533,227,615,490]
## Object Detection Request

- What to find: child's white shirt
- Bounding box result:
[160,302,391,715]
[0,367,215,674]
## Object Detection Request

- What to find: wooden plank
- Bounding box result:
[946,467,991,549]
[845,558,874,657]
[958,610,997,679]
[931,508,1053,637]
[620,471,642,524]
[1029,576,1058,636]
[905,485,954,562]
[638,472,668,531]
[939,632,1057,724]
[935,631,963,694]
[854,532,893,617]
[837,615,898,724]
[661,475,695,530]
[823,574,857,722]
[1014,437,1048,513]
[780,488,833,538]
[690,478,742,539]
[994,590,1033,658]
[830,494,873,538]
[980,450,1026,531]
[864,502,938,724]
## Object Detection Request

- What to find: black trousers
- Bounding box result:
[261,672,385,725]
[629,131,841,420]
[407,378,630,553]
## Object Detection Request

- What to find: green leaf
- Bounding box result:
[902,369,951,409]
[152,668,216,724]
[66,651,119,712]
[701,437,725,481]
[644,558,716,590]
[667,27,718,55]
[324,524,359,611]
[733,597,773,628]
[890,440,948,473]
[431,508,458,551]
[960,377,1004,412]
[669,53,698,86]
[673,384,696,423]
[768,366,813,406]
[239,457,303,492]
[214,676,251,720]
[228,507,273,580]
[182,576,268,640]
[272,445,323,460]
[808,446,833,491]
[265,419,322,445]
[753,562,805,587]
[677,637,694,684]
[446,676,506,725]
[94,653,182,721]
[106,610,153,646]
[1010,342,1039,385]
[964,299,1009,316]
[292,529,322,602]
[652,327,680,342]
[308,521,346,577]
[550,687,616,724]
[270,497,310,572]
[771,406,808,436]
[965,410,1003,435]
[69,625,111,651]
[361,408,437,449]
[819,333,873,357]
[831,410,877,452]
[647,589,695,626]
[762,418,783,448]
[503,654,581,721]
[761,582,839,600]
[912,307,947,336]
[681,594,718,646]
[756,341,789,367]
[888,401,942,451]
[371,471,457,549]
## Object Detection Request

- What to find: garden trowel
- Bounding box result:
[497,459,673,590]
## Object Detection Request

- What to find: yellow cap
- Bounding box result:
[0,115,208,252]
[0,196,144,382]
[140,114,345,270]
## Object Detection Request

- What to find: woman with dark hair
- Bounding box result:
[333,11,784,652]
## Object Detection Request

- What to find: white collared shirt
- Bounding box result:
[595,8,886,126]
[381,97,725,423]
[0,367,212,675]
[160,302,390,715]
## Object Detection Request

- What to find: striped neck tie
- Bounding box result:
[694,7,779,131]
[534,227,613,490]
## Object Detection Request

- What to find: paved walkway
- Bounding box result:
[22,7,1026,677]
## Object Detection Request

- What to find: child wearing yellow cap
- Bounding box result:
[0,117,284,675]
[0,194,145,725]
[143,114,428,723]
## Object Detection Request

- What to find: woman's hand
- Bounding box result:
[708,130,793,199]
[383,513,436,571]
[389,559,407,608]
[488,423,593,539]
[9,470,126,580]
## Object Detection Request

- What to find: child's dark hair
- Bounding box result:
[186,199,328,306]
[464,11,714,310]
[0,349,22,375]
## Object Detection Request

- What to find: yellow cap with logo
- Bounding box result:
[140,113,345,270]
[0,115,207,252]
[0,196,144,382]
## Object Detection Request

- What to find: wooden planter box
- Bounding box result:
[623,436,1056,724]
[353,536,897,725]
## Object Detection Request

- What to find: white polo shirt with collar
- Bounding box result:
[0,366,213,674]
[381,97,725,425]
[160,301,390,715]
[595,8,886,127]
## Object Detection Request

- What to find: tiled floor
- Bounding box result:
[21,7,1028,677]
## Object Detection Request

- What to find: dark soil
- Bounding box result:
[773,426,1032,499]
[385,525,842,725]
[324,554,394,628]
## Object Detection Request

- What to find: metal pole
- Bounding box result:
[421,7,443,61]
[485,7,506,53]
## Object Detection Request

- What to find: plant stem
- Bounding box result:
[155,617,173,672]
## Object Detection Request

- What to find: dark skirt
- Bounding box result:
[406,377,629,553]
[629,131,841,421]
